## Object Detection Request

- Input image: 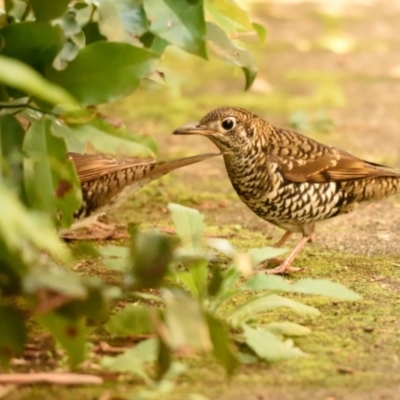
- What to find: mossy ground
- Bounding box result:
[9,1,400,399]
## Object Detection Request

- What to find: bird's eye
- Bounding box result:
[221,117,236,131]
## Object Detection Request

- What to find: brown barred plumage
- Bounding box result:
[174,107,400,274]
[67,152,220,231]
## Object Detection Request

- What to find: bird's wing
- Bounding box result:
[268,128,400,183]
[68,153,153,183]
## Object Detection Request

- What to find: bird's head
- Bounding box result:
[173,107,262,153]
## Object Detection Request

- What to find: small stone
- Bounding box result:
[219,199,229,207]
[363,326,374,333]
[348,324,356,331]
[336,365,354,374]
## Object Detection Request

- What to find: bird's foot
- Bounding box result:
[265,263,303,274]
[259,258,303,274]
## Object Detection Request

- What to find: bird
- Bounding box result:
[173,106,400,274]
[64,152,220,234]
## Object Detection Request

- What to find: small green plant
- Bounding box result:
[99,203,361,396]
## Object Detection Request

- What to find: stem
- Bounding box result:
[0,104,59,116]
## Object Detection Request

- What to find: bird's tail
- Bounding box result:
[147,152,221,179]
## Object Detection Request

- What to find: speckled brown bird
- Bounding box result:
[173,107,400,274]
[67,152,220,231]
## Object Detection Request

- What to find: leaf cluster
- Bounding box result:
[0,0,263,373]
[98,204,361,395]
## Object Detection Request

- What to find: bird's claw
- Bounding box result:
[259,259,304,274]
[265,264,304,274]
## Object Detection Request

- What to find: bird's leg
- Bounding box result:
[265,234,312,274]
[265,231,293,265]
[274,230,293,247]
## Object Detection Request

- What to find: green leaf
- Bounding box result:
[64,279,119,320]
[105,304,153,336]
[24,264,87,298]
[242,275,361,301]
[140,32,170,55]
[47,42,159,105]
[176,258,208,299]
[129,229,176,289]
[207,267,224,297]
[252,22,267,45]
[206,313,238,374]
[114,0,148,36]
[236,351,258,365]
[0,56,77,107]
[168,203,205,252]
[242,324,304,363]
[205,0,253,34]
[0,115,25,193]
[164,289,211,351]
[52,117,156,158]
[55,10,82,37]
[99,245,130,272]
[207,238,236,258]
[211,266,242,311]
[81,22,107,45]
[144,0,207,58]
[30,0,70,22]
[0,244,24,295]
[37,313,86,368]
[98,0,128,42]
[156,335,172,382]
[175,270,198,297]
[291,279,361,300]
[53,39,81,71]
[0,183,71,263]
[186,258,208,297]
[206,22,257,90]
[247,246,287,266]
[23,117,82,227]
[101,338,157,383]
[0,22,65,72]
[227,294,320,324]
[241,274,293,292]
[6,1,27,20]
[50,121,85,154]
[0,305,26,365]
[263,322,311,337]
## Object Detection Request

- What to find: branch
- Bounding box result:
[0,373,103,385]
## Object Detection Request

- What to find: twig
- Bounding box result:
[0,373,103,385]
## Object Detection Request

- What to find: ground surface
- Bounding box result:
[114,2,400,398]
[9,1,400,399]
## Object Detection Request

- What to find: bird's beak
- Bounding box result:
[173,123,216,136]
